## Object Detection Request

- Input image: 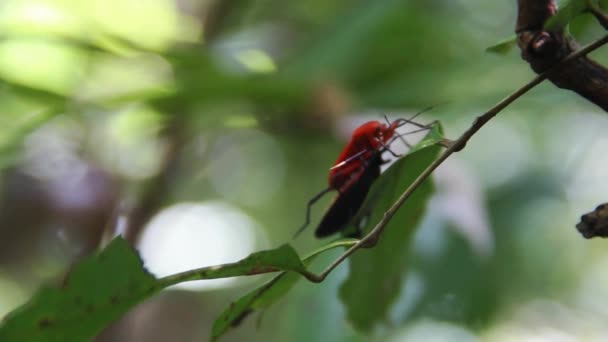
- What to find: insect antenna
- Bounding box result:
[386,106,437,150]
[391,105,435,130]
[384,122,436,155]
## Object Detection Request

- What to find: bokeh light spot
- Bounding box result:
[208,129,286,206]
[138,202,268,291]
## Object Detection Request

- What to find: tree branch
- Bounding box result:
[299,34,608,283]
[577,203,608,238]
[517,0,608,111]
[158,35,608,285]
[588,0,608,29]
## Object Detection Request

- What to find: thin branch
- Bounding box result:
[302,33,608,283]
[147,35,608,286]
[588,1,608,30]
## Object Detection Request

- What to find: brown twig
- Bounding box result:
[577,203,608,238]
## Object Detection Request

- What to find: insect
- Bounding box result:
[294,112,431,238]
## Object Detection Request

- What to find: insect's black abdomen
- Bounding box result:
[315,154,382,238]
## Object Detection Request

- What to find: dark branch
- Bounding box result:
[589,1,608,30]
[517,0,608,111]
[577,203,608,238]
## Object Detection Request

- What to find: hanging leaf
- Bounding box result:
[338,123,443,333]
[210,238,357,342]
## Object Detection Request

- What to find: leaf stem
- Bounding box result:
[155,239,359,287]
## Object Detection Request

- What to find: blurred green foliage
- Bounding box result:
[1,0,608,341]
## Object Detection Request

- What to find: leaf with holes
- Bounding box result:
[0,238,157,342]
[0,239,310,341]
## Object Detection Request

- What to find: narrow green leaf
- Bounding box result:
[210,238,358,342]
[485,35,517,55]
[157,244,307,288]
[0,238,157,342]
[338,123,443,333]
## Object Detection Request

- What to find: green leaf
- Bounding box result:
[210,238,358,342]
[0,239,314,341]
[0,238,157,342]
[157,244,307,287]
[485,35,517,55]
[338,123,443,333]
[545,0,595,31]
[406,122,444,155]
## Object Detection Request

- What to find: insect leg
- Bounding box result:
[294,187,333,238]
[379,141,403,157]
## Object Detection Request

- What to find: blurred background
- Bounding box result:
[1,0,608,341]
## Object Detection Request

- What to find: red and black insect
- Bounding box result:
[294,112,430,238]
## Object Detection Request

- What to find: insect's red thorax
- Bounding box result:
[328,120,396,191]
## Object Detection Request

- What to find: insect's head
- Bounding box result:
[382,109,432,140]
[376,116,409,142]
